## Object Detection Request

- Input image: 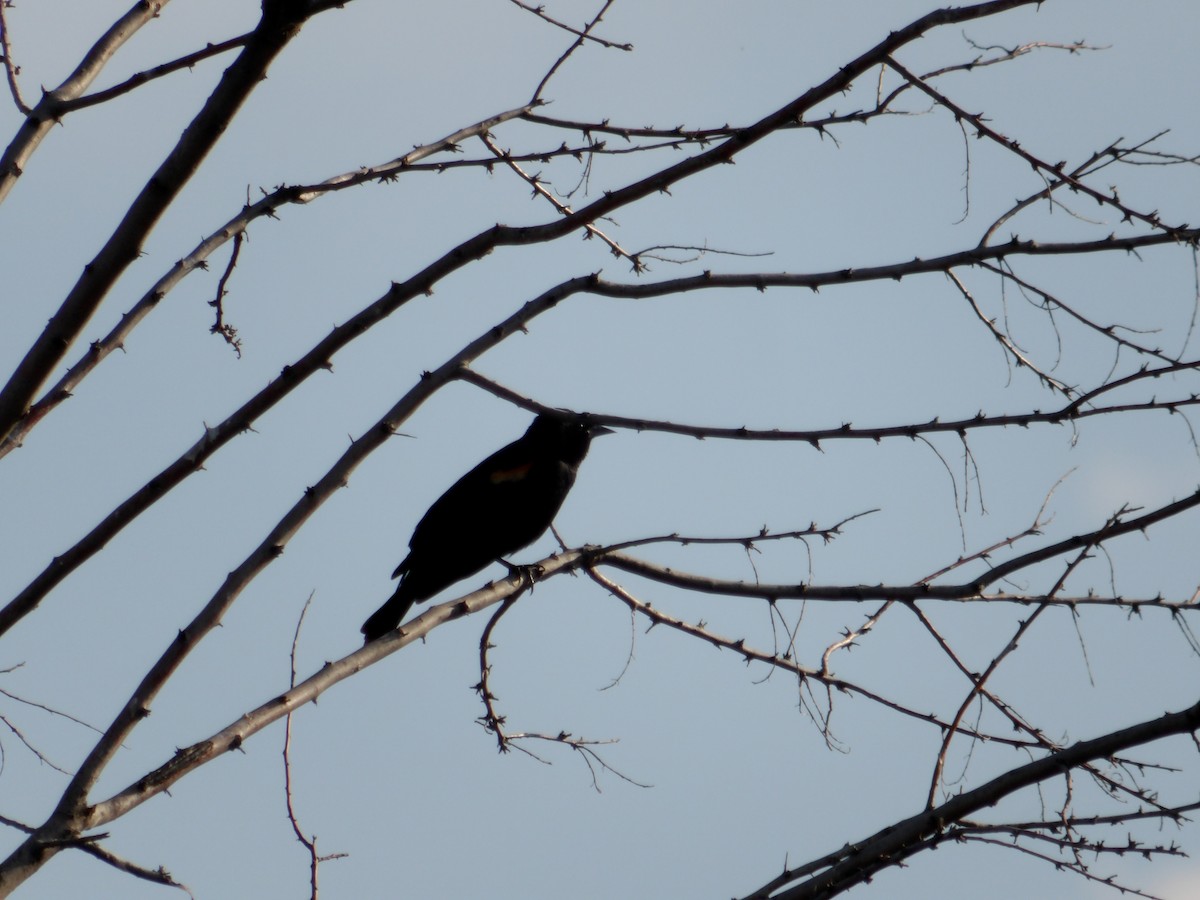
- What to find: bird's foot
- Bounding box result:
[499,559,545,590]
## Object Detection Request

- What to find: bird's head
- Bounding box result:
[529,410,613,466]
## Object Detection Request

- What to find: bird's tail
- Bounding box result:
[361,583,416,643]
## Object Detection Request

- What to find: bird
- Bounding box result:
[361,410,612,641]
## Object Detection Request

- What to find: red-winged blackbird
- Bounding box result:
[361,411,612,641]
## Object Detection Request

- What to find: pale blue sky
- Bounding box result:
[1,2,1199,898]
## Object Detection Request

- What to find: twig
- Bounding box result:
[0,713,71,775]
[209,230,245,357]
[955,834,1163,900]
[470,566,647,789]
[0,0,316,445]
[73,842,195,899]
[584,567,1029,749]
[474,595,523,753]
[0,685,103,734]
[507,0,632,51]
[886,55,1188,238]
[61,33,252,113]
[0,1,30,113]
[283,594,347,900]
[980,259,1177,363]
[528,0,625,102]
[945,269,1073,395]
[478,131,638,267]
[0,103,537,457]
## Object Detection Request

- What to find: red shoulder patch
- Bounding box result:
[490,461,533,484]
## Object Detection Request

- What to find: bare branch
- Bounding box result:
[282,595,347,899]
[88,557,588,826]
[530,0,624,102]
[0,1,29,114]
[945,269,1074,395]
[594,487,1200,603]
[507,0,633,51]
[584,568,1030,749]
[886,54,1188,238]
[61,33,252,113]
[209,229,245,357]
[71,843,194,900]
[478,131,638,266]
[740,699,1200,900]
[0,1,319,445]
[461,355,1200,448]
[0,104,537,457]
[0,0,175,204]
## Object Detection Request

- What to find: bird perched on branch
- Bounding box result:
[361,411,612,642]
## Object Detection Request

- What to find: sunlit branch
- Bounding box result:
[0,104,536,457]
[61,33,252,113]
[0,2,29,114]
[0,0,172,204]
[0,1,318,448]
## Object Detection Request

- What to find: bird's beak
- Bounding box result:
[590,424,615,437]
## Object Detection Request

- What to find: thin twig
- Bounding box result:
[528,0,625,102]
[478,131,638,267]
[61,33,252,113]
[0,1,30,113]
[209,230,245,357]
[73,842,195,899]
[887,54,1187,238]
[283,594,347,900]
[507,0,632,51]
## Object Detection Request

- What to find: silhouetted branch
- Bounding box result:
[739,698,1200,899]
[507,0,633,52]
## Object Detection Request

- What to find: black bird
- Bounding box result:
[361,411,611,641]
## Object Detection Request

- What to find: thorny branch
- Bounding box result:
[282,596,346,899]
[209,229,245,357]
[945,269,1074,395]
[739,699,1200,900]
[0,0,1095,452]
[530,0,622,102]
[473,583,646,790]
[0,0,322,445]
[0,1,29,114]
[458,356,1200,448]
[479,130,637,266]
[507,0,633,52]
[926,518,1111,808]
[886,54,1190,238]
[60,33,253,114]
[0,103,539,458]
[5,2,1200,897]
[584,567,1031,749]
[595,484,1200,602]
[25,485,1190,857]
[12,237,1199,643]
[475,594,523,753]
